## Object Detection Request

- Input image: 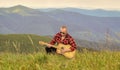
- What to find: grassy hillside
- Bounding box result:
[0,34,120,70]
[0,34,51,53]
[0,34,97,53]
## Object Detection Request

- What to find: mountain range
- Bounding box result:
[0,5,120,43]
[40,8,120,17]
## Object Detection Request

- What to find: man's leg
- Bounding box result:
[45,47,56,54]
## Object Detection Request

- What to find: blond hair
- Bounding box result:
[61,26,67,29]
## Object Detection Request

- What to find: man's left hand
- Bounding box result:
[61,49,71,54]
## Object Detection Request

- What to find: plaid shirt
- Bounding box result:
[50,32,77,51]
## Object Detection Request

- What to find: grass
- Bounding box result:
[0,51,120,70]
[0,34,51,53]
[0,34,120,70]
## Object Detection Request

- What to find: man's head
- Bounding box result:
[60,26,67,36]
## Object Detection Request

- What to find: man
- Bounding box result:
[45,26,77,54]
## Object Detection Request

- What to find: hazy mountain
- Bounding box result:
[0,5,34,16]
[40,8,120,17]
[0,5,120,43]
[61,8,120,17]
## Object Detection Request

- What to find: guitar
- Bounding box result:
[39,41,76,58]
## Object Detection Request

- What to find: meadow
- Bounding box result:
[0,34,120,70]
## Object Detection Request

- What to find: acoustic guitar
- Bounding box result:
[39,41,76,58]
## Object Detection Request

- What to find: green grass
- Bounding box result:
[0,34,120,70]
[0,51,120,70]
[0,34,51,53]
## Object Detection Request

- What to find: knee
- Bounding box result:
[45,47,50,53]
[45,47,49,50]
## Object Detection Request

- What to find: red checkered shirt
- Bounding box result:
[50,32,77,51]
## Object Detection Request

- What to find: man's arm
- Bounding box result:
[69,38,77,51]
[46,36,56,47]
[49,33,60,45]
[49,37,56,45]
[61,37,76,53]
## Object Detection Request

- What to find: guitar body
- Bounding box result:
[39,41,76,58]
[56,43,76,58]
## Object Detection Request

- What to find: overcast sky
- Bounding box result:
[0,0,120,10]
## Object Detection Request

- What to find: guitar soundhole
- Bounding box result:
[61,47,64,49]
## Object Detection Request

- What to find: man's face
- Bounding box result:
[60,28,67,36]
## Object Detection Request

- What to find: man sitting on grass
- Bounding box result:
[45,26,77,56]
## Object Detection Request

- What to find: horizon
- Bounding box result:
[0,0,120,11]
[0,4,120,11]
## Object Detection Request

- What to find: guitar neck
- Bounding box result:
[42,42,57,48]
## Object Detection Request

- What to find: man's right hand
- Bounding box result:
[47,44,52,48]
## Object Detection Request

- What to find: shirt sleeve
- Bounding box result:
[69,37,77,51]
[49,35,57,45]
[50,33,60,45]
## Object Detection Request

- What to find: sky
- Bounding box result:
[0,0,120,10]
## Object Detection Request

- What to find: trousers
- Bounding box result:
[45,47,56,54]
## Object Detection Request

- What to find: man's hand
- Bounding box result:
[47,44,52,48]
[61,49,71,54]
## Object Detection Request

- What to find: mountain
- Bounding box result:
[0,5,42,16]
[62,8,120,17]
[0,5,120,43]
[40,8,120,17]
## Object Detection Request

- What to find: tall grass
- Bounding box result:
[0,34,51,53]
[0,50,120,70]
[0,34,120,70]
[27,35,36,52]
